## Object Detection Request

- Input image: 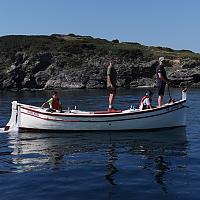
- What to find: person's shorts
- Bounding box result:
[157,84,165,96]
[107,86,116,94]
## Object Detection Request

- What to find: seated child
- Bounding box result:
[139,90,153,110]
[41,91,62,112]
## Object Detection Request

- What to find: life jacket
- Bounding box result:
[52,98,61,110]
[139,95,149,110]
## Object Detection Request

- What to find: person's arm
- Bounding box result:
[42,98,53,109]
[47,98,53,109]
[41,102,48,108]
[107,66,114,88]
[107,76,114,88]
[158,73,170,84]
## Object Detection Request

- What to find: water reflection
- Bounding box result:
[127,127,187,193]
[6,127,187,193]
[155,155,169,193]
[105,144,118,186]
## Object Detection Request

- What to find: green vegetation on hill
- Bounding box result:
[0,34,199,62]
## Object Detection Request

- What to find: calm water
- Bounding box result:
[0,88,199,200]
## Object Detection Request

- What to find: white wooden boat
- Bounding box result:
[4,91,187,132]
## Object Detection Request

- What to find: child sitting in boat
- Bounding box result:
[139,90,153,110]
[41,91,62,112]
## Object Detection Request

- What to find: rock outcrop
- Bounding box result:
[0,34,200,90]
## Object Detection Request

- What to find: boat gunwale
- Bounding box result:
[19,99,187,118]
[20,104,186,123]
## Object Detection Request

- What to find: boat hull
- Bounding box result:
[5,100,187,132]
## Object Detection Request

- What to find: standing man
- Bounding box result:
[107,60,117,111]
[156,57,170,107]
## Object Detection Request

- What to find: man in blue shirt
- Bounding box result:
[156,57,171,107]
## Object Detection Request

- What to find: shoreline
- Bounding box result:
[1,85,200,92]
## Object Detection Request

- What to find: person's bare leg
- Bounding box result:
[109,93,113,108]
[158,95,163,107]
[109,92,116,108]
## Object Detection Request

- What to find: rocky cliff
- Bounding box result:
[0,34,200,90]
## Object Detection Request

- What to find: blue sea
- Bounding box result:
[0,88,199,200]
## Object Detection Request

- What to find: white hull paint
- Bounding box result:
[5,91,187,132]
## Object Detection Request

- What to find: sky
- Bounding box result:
[0,0,200,52]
